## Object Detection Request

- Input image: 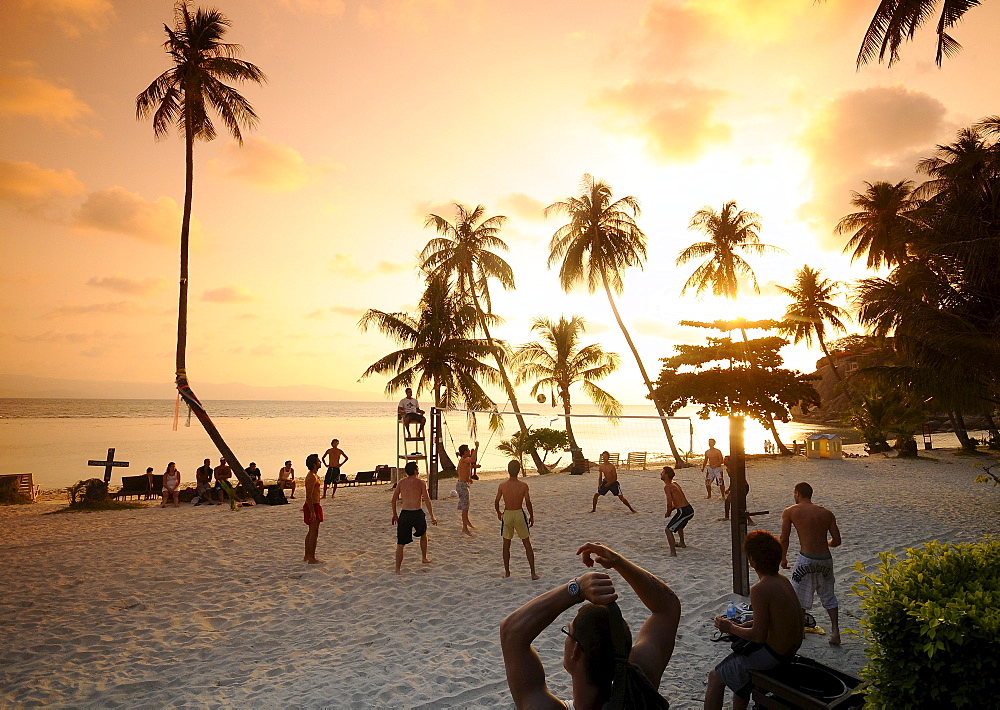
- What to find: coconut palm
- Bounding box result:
[777,266,850,381]
[857,0,985,68]
[835,181,919,270]
[546,174,688,466]
[677,200,783,300]
[136,2,266,501]
[512,315,621,473]
[419,204,548,474]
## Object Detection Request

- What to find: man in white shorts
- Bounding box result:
[780,481,842,644]
[702,439,727,499]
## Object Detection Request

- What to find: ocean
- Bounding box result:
[0,398,847,490]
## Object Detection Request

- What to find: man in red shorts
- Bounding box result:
[302,453,324,564]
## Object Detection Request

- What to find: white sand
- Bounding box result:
[1,447,998,708]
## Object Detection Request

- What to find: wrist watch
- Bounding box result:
[567,578,582,603]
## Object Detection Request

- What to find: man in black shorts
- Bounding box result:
[322,439,349,499]
[591,450,637,513]
[390,461,437,573]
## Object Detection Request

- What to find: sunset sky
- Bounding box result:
[2,0,999,404]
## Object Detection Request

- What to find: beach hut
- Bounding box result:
[805,433,843,459]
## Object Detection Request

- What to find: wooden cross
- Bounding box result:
[88,447,130,483]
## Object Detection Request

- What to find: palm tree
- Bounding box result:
[677,200,783,300]
[512,315,621,473]
[359,276,500,469]
[777,266,850,381]
[835,181,918,270]
[136,2,266,501]
[419,204,548,474]
[857,0,985,68]
[546,174,688,466]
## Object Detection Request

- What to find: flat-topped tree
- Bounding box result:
[136,2,266,503]
[653,322,820,455]
[547,174,688,466]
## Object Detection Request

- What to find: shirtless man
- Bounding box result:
[702,439,726,499]
[278,460,296,498]
[591,451,637,513]
[322,439,349,499]
[390,461,437,573]
[456,441,478,535]
[705,530,803,709]
[302,453,323,564]
[195,458,215,505]
[214,457,233,506]
[495,460,538,580]
[662,466,693,556]
[780,481,842,645]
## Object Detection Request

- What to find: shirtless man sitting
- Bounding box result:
[213,457,233,505]
[390,461,437,574]
[195,458,216,505]
[456,441,478,536]
[705,530,803,709]
[661,466,693,556]
[591,451,637,513]
[780,481,843,644]
[495,460,538,580]
[702,439,726,499]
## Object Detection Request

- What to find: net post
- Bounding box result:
[428,407,440,500]
[730,414,750,596]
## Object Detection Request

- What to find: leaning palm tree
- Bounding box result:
[857,0,985,68]
[359,276,501,469]
[136,2,266,501]
[512,315,621,473]
[777,266,850,381]
[546,174,687,466]
[835,180,919,270]
[677,200,783,300]
[419,204,548,474]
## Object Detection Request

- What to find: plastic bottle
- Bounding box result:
[726,601,737,619]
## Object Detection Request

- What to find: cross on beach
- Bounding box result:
[87,447,129,483]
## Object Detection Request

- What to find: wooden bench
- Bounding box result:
[625,452,647,470]
[112,475,161,500]
[340,471,376,486]
[0,473,39,501]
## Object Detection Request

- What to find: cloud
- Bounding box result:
[210,137,338,191]
[632,318,697,342]
[0,160,86,218]
[42,301,146,319]
[0,68,95,128]
[86,275,167,295]
[357,0,458,30]
[17,0,115,36]
[14,330,91,343]
[202,286,255,303]
[329,253,410,280]
[798,86,949,242]
[592,80,731,162]
[74,186,196,246]
[307,305,366,319]
[498,192,547,221]
[280,0,346,16]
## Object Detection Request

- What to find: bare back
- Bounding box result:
[784,502,839,555]
[498,478,529,510]
[751,574,803,657]
[394,475,427,510]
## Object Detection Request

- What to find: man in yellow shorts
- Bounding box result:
[495,460,539,580]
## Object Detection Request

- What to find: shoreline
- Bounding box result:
[2,447,998,707]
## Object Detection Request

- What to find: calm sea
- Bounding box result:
[0,399,842,490]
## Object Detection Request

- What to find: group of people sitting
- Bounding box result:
[148,457,299,507]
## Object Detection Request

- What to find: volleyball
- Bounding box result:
[536,393,546,404]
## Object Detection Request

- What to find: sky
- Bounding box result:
[2,0,999,405]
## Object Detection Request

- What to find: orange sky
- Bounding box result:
[2,0,999,404]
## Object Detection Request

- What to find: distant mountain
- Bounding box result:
[0,374,386,402]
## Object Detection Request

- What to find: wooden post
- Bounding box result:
[428,408,440,500]
[88,448,129,484]
[729,415,750,596]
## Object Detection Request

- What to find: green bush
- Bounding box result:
[850,539,1000,708]
[68,478,109,504]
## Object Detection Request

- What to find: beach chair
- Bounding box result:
[353,471,376,486]
[608,453,620,467]
[625,452,647,470]
[0,473,39,501]
[375,466,392,484]
[113,475,149,500]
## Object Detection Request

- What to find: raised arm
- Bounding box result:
[779,507,793,568]
[577,542,680,687]
[500,571,617,710]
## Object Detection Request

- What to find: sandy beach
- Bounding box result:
[2,446,998,708]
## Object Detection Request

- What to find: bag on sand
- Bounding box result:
[266,485,289,505]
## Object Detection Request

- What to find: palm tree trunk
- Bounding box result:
[602,277,687,466]
[818,337,844,382]
[433,381,457,472]
[561,388,585,473]
[950,410,976,450]
[764,416,791,454]
[467,290,546,475]
[983,411,1000,445]
[174,110,263,504]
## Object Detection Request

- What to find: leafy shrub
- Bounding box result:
[497,427,569,472]
[68,478,109,504]
[850,539,1000,708]
[0,477,32,505]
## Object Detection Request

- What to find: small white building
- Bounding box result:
[806,433,843,459]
